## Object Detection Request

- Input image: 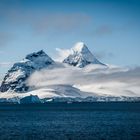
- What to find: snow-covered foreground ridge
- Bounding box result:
[0,42,140,101]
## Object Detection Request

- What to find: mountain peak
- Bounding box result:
[72,42,87,53]
[26,50,50,61]
[63,42,105,68]
[25,50,54,68]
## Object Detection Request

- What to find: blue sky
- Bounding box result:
[0,0,140,78]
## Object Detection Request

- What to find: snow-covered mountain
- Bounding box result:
[63,42,105,68]
[0,42,139,102]
[0,42,105,94]
[0,50,54,92]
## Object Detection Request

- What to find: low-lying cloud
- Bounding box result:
[55,48,72,61]
[27,64,140,97]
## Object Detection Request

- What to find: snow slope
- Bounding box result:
[0,50,54,92]
[63,42,105,68]
[0,84,97,100]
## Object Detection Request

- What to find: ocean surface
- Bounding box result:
[0,102,140,140]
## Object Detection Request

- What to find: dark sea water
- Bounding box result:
[0,102,140,140]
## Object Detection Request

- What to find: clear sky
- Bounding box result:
[0,0,140,79]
